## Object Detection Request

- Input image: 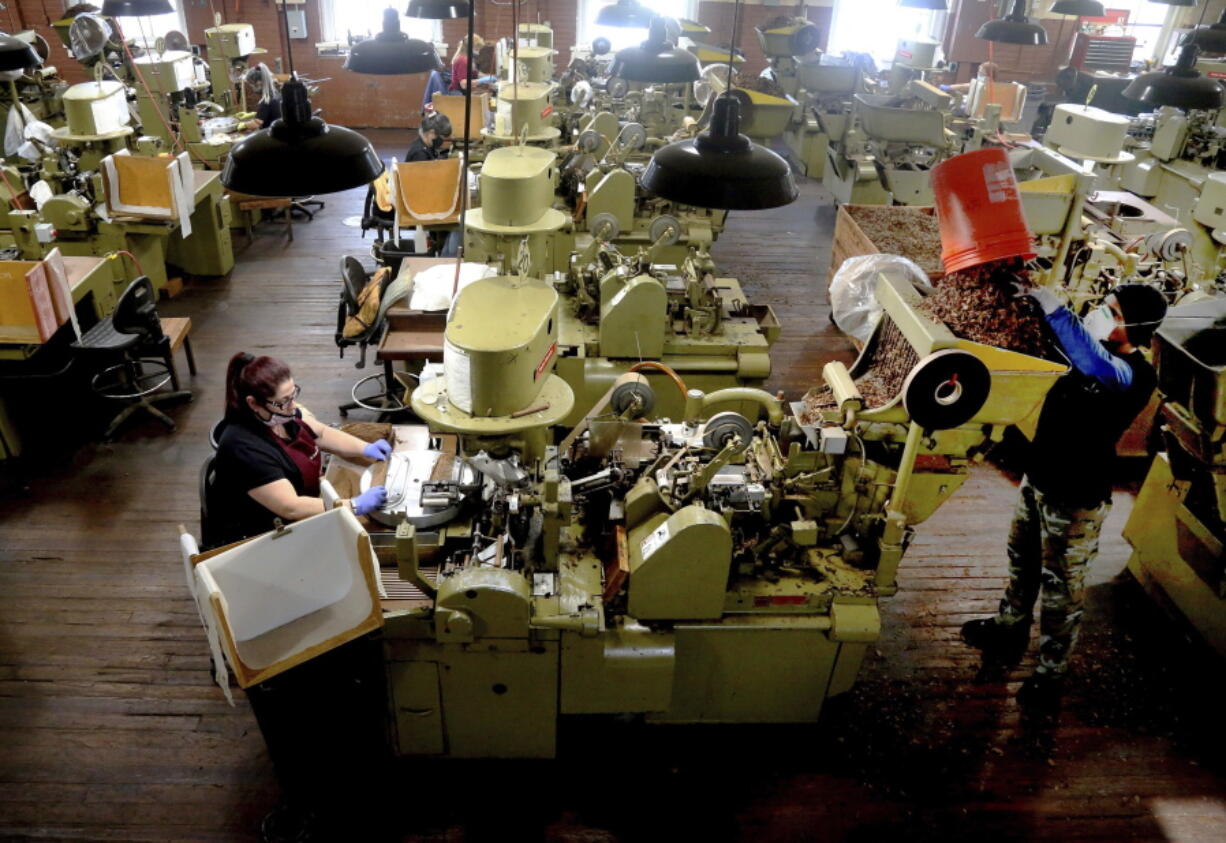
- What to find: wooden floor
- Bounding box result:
[1,129,1224,841]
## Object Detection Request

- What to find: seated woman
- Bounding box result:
[239,64,282,131]
[207,353,388,549]
[448,35,486,94]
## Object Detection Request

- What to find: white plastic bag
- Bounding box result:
[829,253,932,345]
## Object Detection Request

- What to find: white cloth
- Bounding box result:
[408,262,498,311]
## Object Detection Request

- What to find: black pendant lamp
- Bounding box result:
[405,0,470,18]
[222,5,384,196]
[976,0,1048,46]
[899,0,948,9]
[642,97,797,209]
[641,0,796,211]
[346,7,441,75]
[0,33,43,71]
[1124,42,1224,110]
[1051,0,1105,15]
[1149,0,1197,6]
[597,0,657,29]
[1186,10,1226,55]
[100,0,174,15]
[610,17,701,83]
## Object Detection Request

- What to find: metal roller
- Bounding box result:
[610,379,656,419]
[902,350,992,430]
[649,214,682,246]
[590,212,621,241]
[702,412,755,454]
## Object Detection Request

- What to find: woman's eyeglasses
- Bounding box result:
[266,385,301,412]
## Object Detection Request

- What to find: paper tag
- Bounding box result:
[444,338,473,412]
[639,521,670,560]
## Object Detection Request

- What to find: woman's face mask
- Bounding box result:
[432,135,446,150]
[1083,305,1117,343]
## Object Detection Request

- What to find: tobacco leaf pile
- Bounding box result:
[802,258,1053,420]
[846,206,944,278]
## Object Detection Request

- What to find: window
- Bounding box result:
[1087,2,1177,63]
[828,0,946,66]
[577,0,700,54]
[319,1,440,45]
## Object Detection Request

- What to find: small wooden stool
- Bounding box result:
[159,316,197,392]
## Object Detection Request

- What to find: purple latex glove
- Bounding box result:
[352,486,387,516]
[363,439,392,461]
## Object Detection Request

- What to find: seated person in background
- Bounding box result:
[405,111,452,162]
[207,353,389,550]
[239,64,282,131]
[449,35,486,93]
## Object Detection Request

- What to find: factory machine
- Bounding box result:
[0,72,234,291]
[461,143,774,423]
[1124,295,1226,658]
[824,81,957,206]
[188,269,1067,762]
[0,31,67,134]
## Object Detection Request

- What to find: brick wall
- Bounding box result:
[7,1,835,129]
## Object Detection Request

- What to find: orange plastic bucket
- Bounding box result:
[931,147,1034,274]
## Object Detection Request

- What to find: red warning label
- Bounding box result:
[535,342,557,380]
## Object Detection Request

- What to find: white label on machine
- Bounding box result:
[639,521,670,561]
[443,338,474,413]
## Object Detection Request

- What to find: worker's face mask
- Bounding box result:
[1083,305,1116,344]
[432,136,446,150]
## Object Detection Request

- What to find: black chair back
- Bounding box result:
[340,257,368,316]
[199,452,219,551]
[112,277,163,340]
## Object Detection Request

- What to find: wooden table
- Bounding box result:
[379,257,455,357]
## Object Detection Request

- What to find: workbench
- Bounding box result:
[0,256,113,459]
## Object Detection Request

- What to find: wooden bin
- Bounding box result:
[829,205,945,292]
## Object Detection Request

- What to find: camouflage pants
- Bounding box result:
[996,477,1110,675]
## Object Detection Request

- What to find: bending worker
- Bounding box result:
[208,353,389,548]
[961,283,1167,709]
[405,111,452,162]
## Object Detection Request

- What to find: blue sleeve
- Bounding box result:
[1045,307,1133,391]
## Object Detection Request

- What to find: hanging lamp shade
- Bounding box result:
[610,17,701,83]
[221,77,385,196]
[1124,42,1224,110]
[405,0,470,19]
[976,0,1048,46]
[1050,0,1105,15]
[597,0,657,29]
[0,34,43,71]
[1148,0,1197,6]
[641,96,797,210]
[899,0,948,9]
[100,0,174,15]
[346,8,441,75]
[1185,11,1226,54]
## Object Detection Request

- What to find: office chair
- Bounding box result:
[334,256,405,418]
[71,276,192,439]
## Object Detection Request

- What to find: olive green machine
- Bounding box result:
[1124,295,1226,657]
[187,271,1067,759]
